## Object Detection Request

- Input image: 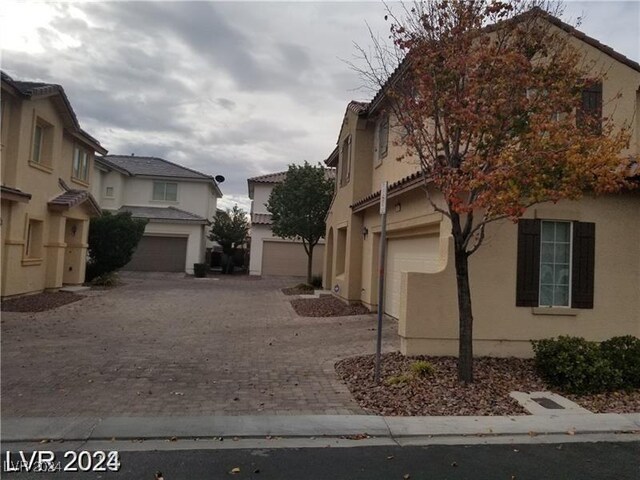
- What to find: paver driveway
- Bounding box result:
[1,273,398,417]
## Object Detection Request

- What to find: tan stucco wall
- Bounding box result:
[1,85,98,297]
[323,20,640,355]
[399,194,640,357]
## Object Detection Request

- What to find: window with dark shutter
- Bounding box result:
[577,81,602,135]
[571,222,595,309]
[516,219,541,306]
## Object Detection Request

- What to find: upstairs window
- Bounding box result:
[31,118,53,167]
[340,135,351,187]
[374,114,389,166]
[72,146,90,182]
[105,186,114,198]
[153,181,178,201]
[577,81,602,135]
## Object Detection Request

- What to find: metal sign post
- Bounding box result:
[374,181,388,383]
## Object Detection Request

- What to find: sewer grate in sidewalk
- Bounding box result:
[531,397,564,410]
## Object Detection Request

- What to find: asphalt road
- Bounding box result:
[2,442,639,479]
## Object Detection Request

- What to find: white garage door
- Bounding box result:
[384,235,440,319]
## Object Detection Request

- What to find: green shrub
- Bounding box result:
[86,211,147,281]
[600,336,640,388]
[410,360,435,377]
[294,283,314,292]
[531,336,622,394]
[310,275,323,288]
[90,272,120,287]
[193,263,207,278]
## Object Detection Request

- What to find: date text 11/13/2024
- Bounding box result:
[3,450,121,473]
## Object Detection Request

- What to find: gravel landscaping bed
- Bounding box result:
[282,285,315,296]
[1,292,84,312]
[565,391,640,414]
[291,296,370,317]
[336,352,640,416]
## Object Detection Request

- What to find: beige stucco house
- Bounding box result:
[248,171,324,277]
[1,72,107,298]
[92,155,223,274]
[323,13,640,357]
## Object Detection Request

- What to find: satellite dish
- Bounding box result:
[214,175,225,183]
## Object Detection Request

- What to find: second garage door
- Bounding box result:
[123,235,188,272]
[261,240,323,276]
[384,235,440,319]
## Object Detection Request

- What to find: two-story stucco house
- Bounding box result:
[247,171,324,277]
[92,155,223,274]
[324,11,640,357]
[1,72,107,298]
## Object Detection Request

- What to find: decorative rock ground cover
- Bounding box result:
[282,284,315,296]
[1,292,84,312]
[336,352,640,416]
[290,296,370,317]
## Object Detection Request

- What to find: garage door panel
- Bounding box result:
[261,241,323,277]
[385,235,440,319]
[123,236,187,272]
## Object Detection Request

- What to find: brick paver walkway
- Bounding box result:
[1,273,398,417]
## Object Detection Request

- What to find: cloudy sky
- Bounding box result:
[1,1,638,211]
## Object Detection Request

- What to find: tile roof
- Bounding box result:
[117,205,208,224]
[1,185,32,203]
[247,171,288,184]
[1,71,106,153]
[99,155,214,180]
[363,8,640,117]
[48,189,101,216]
[251,213,273,225]
[351,170,426,212]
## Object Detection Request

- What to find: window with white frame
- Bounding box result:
[72,146,90,181]
[153,181,178,201]
[539,221,572,307]
[105,186,114,198]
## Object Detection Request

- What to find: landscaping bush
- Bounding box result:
[90,272,120,287]
[600,336,640,388]
[410,360,435,377]
[532,336,622,394]
[86,211,147,281]
[193,263,207,278]
[310,275,323,289]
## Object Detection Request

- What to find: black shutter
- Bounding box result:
[577,82,602,135]
[571,222,595,309]
[516,219,541,306]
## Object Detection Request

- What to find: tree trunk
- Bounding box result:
[306,245,314,285]
[454,246,474,383]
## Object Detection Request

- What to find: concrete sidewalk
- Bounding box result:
[3,413,639,444]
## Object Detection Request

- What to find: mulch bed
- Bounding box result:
[1,292,84,312]
[335,352,640,416]
[291,296,370,317]
[282,286,315,296]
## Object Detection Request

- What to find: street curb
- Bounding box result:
[2,413,639,443]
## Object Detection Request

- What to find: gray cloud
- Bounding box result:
[2,1,637,210]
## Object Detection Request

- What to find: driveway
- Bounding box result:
[1,273,398,417]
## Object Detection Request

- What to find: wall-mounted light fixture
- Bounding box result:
[71,225,77,236]
[395,202,402,213]
[362,226,369,239]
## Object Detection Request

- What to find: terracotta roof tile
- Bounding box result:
[251,213,273,225]
[117,205,207,224]
[48,189,101,216]
[247,171,288,184]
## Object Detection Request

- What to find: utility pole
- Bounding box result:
[374,181,388,383]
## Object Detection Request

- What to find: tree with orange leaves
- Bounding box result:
[356,0,633,382]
